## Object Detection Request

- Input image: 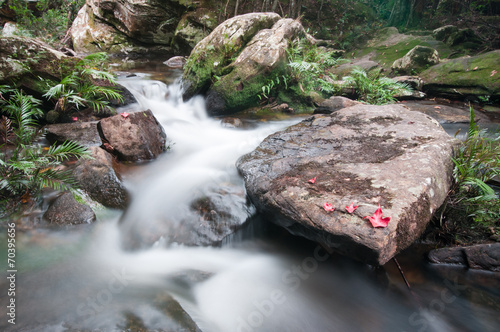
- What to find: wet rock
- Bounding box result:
[428,243,500,272]
[164,56,187,69]
[120,184,254,249]
[392,45,440,74]
[44,192,96,225]
[99,110,166,162]
[270,103,293,113]
[73,146,129,209]
[314,96,362,114]
[44,121,102,147]
[237,104,459,265]
[220,117,243,128]
[420,50,500,101]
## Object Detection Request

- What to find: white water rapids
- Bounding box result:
[1,72,499,332]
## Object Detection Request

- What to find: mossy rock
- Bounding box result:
[352,27,454,72]
[172,8,218,53]
[0,36,78,97]
[194,17,307,115]
[432,25,458,42]
[392,45,440,75]
[71,4,159,56]
[182,12,281,99]
[420,50,500,100]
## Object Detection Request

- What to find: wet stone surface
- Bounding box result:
[237,104,460,265]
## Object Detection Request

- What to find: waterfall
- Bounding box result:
[1,73,498,332]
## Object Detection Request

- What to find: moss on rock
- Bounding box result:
[182,13,281,99]
[420,50,500,99]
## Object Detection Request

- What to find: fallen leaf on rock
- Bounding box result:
[434,106,441,109]
[363,204,391,228]
[308,176,317,184]
[324,203,335,212]
[121,112,129,118]
[345,203,358,214]
[72,117,78,121]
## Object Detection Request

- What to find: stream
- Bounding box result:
[1,66,499,332]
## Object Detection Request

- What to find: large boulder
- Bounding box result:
[73,146,129,209]
[71,0,215,57]
[205,18,307,115]
[392,45,440,74]
[237,104,459,265]
[70,3,137,55]
[182,12,281,100]
[420,50,500,101]
[98,110,166,162]
[0,36,77,96]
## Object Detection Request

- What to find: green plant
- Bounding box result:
[258,74,289,100]
[258,37,345,103]
[7,0,85,45]
[450,106,500,225]
[0,86,90,201]
[341,67,411,105]
[43,53,124,115]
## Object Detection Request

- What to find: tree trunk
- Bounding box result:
[234,0,240,16]
[271,0,279,12]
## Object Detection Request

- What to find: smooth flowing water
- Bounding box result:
[1,69,499,332]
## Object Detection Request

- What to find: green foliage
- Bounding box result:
[43,53,123,115]
[257,37,344,103]
[258,75,289,100]
[7,0,85,45]
[450,106,500,225]
[0,86,90,201]
[340,67,411,105]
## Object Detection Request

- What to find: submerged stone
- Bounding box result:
[237,104,459,265]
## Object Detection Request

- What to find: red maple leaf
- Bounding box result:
[323,202,335,212]
[308,176,317,184]
[121,112,129,118]
[345,203,358,214]
[363,204,391,228]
